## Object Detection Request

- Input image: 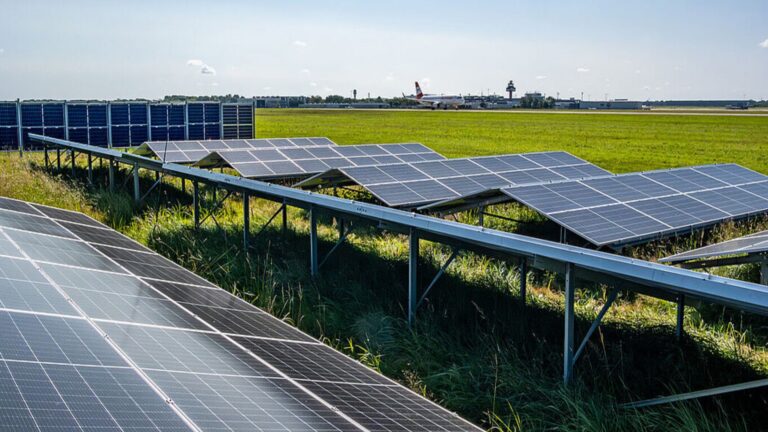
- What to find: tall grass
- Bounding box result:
[2,149,767,431]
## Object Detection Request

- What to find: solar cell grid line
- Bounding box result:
[196,142,445,180]
[0,198,480,430]
[145,370,359,432]
[298,151,612,208]
[301,381,479,432]
[499,164,768,247]
[0,256,77,315]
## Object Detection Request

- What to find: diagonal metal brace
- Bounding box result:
[318,221,352,269]
[120,165,136,189]
[138,175,164,203]
[416,247,460,309]
[573,289,619,364]
[250,203,287,243]
[198,190,233,226]
[622,378,768,409]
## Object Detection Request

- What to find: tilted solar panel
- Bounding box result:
[660,230,768,264]
[196,143,446,180]
[0,196,480,431]
[297,151,611,208]
[134,137,338,164]
[500,164,768,247]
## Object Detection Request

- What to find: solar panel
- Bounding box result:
[297,151,611,208]
[196,143,446,180]
[660,230,768,264]
[135,137,339,164]
[0,197,480,431]
[500,164,768,247]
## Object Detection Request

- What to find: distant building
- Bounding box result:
[579,100,643,110]
[254,96,306,108]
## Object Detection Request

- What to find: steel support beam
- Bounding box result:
[318,220,351,270]
[71,150,76,177]
[478,206,485,227]
[192,181,200,229]
[56,149,61,170]
[563,263,576,384]
[132,163,140,203]
[519,258,528,305]
[108,159,115,192]
[181,178,186,194]
[243,193,250,252]
[408,229,419,328]
[416,247,460,310]
[87,154,93,185]
[43,145,49,169]
[573,289,619,363]
[676,294,685,340]
[282,199,288,235]
[310,208,318,276]
[761,260,768,285]
[622,378,768,409]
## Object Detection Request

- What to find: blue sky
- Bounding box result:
[1,0,767,100]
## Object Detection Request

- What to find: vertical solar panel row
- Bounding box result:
[19,102,67,150]
[222,103,255,139]
[109,102,149,147]
[0,100,257,150]
[66,102,110,147]
[186,101,221,140]
[149,103,186,142]
[0,102,19,151]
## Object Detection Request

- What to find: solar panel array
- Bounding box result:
[199,143,446,179]
[660,230,768,264]
[137,137,338,163]
[0,100,256,151]
[299,151,611,208]
[499,164,768,247]
[0,196,479,431]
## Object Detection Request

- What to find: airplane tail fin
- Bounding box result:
[415,81,423,99]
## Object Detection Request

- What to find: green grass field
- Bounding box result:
[256,109,768,173]
[3,109,768,431]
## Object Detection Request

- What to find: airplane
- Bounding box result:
[404,81,465,110]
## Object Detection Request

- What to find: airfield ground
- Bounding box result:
[2,109,768,431]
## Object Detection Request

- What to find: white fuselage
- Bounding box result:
[409,94,465,108]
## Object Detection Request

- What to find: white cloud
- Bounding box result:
[293,40,307,47]
[576,67,590,73]
[211,82,219,87]
[634,69,641,74]
[0,48,4,55]
[263,86,272,91]
[420,77,431,88]
[309,82,317,87]
[187,59,216,76]
[384,72,395,81]
[323,87,333,93]
[760,38,768,48]
[301,68,311,74]
[535,75,547,80]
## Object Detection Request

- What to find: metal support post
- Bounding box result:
[282,200,288,235]
[43,145,49,169]
[676,294,685,341]
[309,208,318,276]
[181,178,186,194]
[478,206,485,227]
[132,163,140,203]
[243,194,250,251]
[108,160,115,192]
[761,260,768,285]
[71,151,76,177]
[519,258,527,304]
[408,229,419,328]
[563,263,576,384]
[87,154,93,185]
[193,181,200,229]
[56,149,61,170]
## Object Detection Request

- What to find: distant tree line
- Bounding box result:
[519,95,556,109]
